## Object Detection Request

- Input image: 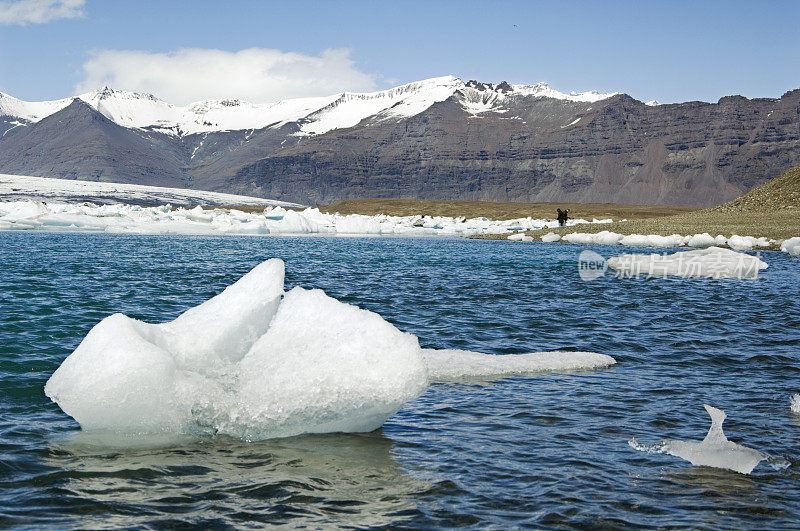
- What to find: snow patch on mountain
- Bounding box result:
[0,76,619,137]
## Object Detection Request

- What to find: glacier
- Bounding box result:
[45,259,616,440]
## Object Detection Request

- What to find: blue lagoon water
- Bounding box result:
[1,232,799,528]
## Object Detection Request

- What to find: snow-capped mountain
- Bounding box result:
[1,76,798,208]
[0,76,618,137]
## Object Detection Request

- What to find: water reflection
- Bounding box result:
[46,430,425,527]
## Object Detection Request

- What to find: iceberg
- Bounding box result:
[421,349,616,382]
[686,233,718,248]
[508,232,533,242]
[45,259,429,440]
[727,234,771,251]
[630,405,767,475]
[541,232,561,242]
[607,246,768,279]
[45,259,618,441]
[792,394,800,413]
[781,237,800,257]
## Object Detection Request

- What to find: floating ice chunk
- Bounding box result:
[781,237,800,257]
[541,232,561,242]
[421,349,615,382]
[791,394,800,413]
[45,259,428,440]
[660,405,766,474]
[562,232,598,245]
[507,232,533,242]
[216,288,428,440]
[607,247,768,279]
[619,233,686,248]
[592,230,624,246]
[727,235,770,251]
[687,233,717,248]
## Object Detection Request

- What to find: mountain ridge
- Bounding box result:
[1,77,798,207]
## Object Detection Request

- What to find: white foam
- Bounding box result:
[781,237,800,257]
[421,349,616,382]
[607,247,768,279]
[44,259,429,440]
[630,405,767,475]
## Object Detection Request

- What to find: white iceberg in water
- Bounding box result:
[45,259,617,441]
[507,232,533,242]
[630,405,767,475]
[727,234,771,251]
[45,259,429,440]
[781,237,800,257]
[607,246,768,279]
[791,394,800,413]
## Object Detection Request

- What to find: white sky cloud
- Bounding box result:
[0,0,84,25]
[75,47,378,104]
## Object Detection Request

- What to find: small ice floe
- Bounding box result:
[791,394,800,413]
[781,237,800,257]
[541,232,561,242]
[421,349,616,382]
[686,233,720,248]
[727,234,771,251]
[507,232,534,242]
[629,405,785,475]
[607,246,768,279]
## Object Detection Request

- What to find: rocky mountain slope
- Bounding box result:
[1,77,798,206]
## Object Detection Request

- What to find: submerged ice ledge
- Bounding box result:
[0,200,610,238]
[45,259,616,441]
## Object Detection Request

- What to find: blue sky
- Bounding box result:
[1,0,799,104]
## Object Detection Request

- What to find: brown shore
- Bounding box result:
[317,198,697,221]
[474,163,800,247]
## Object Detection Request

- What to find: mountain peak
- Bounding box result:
[0,75,619,136]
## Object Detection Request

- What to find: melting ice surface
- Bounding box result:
[608,247,768,279]
[629,405,769,475]
[45,259,616,441]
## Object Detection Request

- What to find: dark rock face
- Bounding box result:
[1,88,798,207]
[0,100,188,188]
[237,90,800,206]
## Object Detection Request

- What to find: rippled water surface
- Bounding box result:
[1,232,799,528]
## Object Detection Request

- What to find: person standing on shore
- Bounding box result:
[557,209,570,226]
